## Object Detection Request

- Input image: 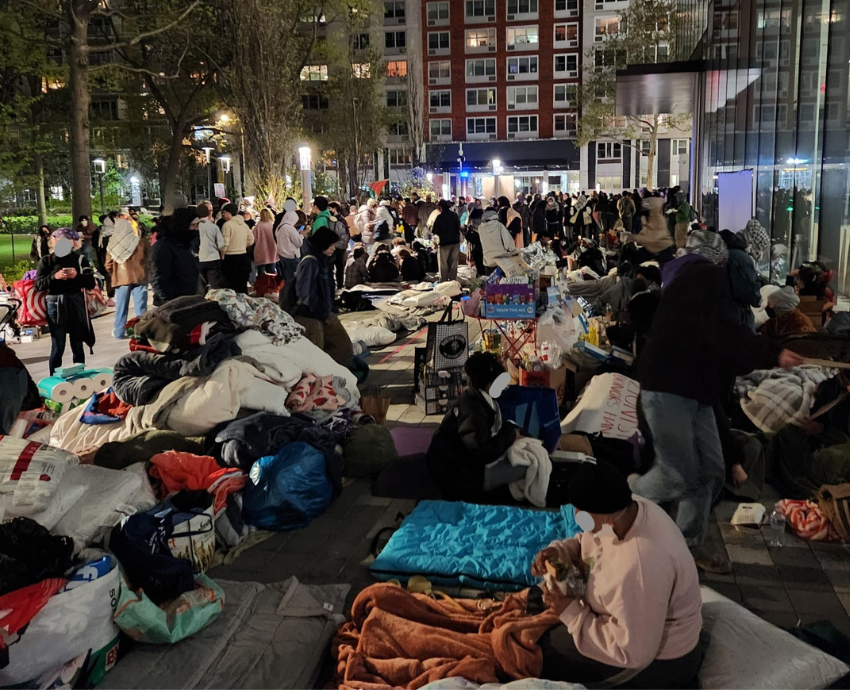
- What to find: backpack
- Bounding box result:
[279,254,317,314]
[331,218,350,248]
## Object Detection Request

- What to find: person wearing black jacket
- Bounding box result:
[150,208,201,306]
[427,353,522,502]
[431,198,461,282]
[630,252,802,570]
[34,228,96,374]
[531,200,547,242]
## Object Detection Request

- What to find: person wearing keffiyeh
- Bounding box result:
[741,218,771,266]
[104,210,149,339]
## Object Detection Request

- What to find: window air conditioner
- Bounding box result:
[488,75,497,81]
[508,132,516,138]
[594,35,603,42]
[507,44,515,51]
[428,49,436,55]
[508,104,516,110]
[488,104,497,110]
[507,74,516,80]
[488,45,497,52]
[507,14,515,20]
[428,19,436,26]
[487,15,495,21]
[429,78,438,85]
[396,17,404,24]
[488,133,498,139]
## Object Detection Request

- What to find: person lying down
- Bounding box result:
[532,459,704,689]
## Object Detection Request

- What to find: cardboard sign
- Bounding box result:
[560,372,641,440]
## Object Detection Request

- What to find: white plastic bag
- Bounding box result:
[1,559,120,684]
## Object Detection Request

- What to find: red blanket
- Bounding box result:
[333,584,559,689]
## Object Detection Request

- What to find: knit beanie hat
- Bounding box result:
[684,229,728,265]
[568,459,633,515]
[767,285,800,315]
[312,226,339,252]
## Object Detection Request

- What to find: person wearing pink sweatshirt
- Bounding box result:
[532,459,704,688]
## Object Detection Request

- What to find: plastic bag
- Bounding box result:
[242,442,334,531]
[114,570,224,644]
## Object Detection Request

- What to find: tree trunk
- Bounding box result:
[34,153,48,226]
[161,124,186,214]
[646,132,657,192]
[67,9,92,220]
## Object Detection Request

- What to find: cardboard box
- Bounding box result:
[415,392,454,416]
[484,283,536,319]
[516,365,568,406]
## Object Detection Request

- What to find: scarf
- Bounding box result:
[684,229,728,265]
[742,219,770,264]
[107,218,141,265]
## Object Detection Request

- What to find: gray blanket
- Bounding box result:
[101,577,350,689]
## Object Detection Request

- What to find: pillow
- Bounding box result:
[345,326,396,348]
[699,586,849,689]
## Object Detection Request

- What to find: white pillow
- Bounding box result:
[345,326,396,347]
[699,586,849,689]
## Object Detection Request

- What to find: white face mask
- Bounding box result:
[81,219,88,227]
[488,372,511,399]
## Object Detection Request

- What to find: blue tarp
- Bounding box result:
[370,500,579,591]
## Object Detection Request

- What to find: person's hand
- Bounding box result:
[531,547,559,577]
[541,578,574,616]
[731,463,748,488]
[778,349,805,370]
[64,267,77,279]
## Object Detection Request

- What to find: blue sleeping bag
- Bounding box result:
[370,500,579,591]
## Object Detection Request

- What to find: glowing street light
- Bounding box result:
[218,155,232,174]
[298,145,312,209]
[92,158,106,214]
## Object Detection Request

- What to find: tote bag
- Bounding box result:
[498,385,561,453]
[425,302,468,370]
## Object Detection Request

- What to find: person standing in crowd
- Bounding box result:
[532,199,548,242]
[720,229,761,331]
[31,225,51,261]
[35,229,96,375]
[513,195,531,245]
[674,191,693,249]
[75,215,96,265]
[98,211,117,298]
[355,199,378,254]
[286,226,352,365]
[545,196,564,240]
[418,194,437,238]
[310,196,332,234]
[104,211,148,339]
[373,200,395,244]
[431,199,461,282]
[149,208,200,306]
[631,230,803,572]
[276,199,305,286]
[498,196,523,249]
[252,208,279,296]
[197,203,225,290]
[328,202,350,291]
[479,206,515,274]
[220,202,254,294]
[401,196,419,243]
[618,191,636,241]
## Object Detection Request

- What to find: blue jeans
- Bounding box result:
[279,257,299,285]
[113,284,148,338]
[629,391,725,547]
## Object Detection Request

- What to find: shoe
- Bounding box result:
[691,546,732,575]
[107,298,116,307]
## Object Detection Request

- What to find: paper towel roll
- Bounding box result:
[71,376,95,399]
[37,377,76,403]
[89,371,113,390]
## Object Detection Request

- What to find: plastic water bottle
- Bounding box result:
[768,507,786,547]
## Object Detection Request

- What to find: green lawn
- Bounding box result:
[0,233,37,280]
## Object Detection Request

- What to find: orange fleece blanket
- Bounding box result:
[333,583,559,689]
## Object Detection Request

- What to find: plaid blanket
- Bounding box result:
[735,365,838,433]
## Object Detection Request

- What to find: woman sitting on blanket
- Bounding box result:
[532,459,704,689]
[427,352,525,502]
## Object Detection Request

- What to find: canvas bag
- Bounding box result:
[12,278,47,327]
[817,483,850,542]
[425,302,468,370]
[1,560,120,685]
[498,385,561,453]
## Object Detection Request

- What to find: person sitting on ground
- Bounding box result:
[367,243,400,283]
[285,226,352,365]
[427,352,523,502]
[532,458,704,689]
[398,248,424,282]
[411,240,431,278]
[391,237,408,259]
[344,244,370,289]
[761,286,817,339]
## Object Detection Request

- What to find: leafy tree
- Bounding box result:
[576,0,689,190]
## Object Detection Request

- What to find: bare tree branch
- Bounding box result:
[88,1,200,52]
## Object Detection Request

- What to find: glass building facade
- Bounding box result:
[687,0,850,290]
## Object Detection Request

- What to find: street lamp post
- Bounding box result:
[219,155,232,199]
[93,158,106,215]
[202,146,215,201]
[492,158,502,198]
[298,146,312,210]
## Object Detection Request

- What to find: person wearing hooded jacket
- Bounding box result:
[220,202,254,293]
[287,226,352,365]
[498,196,523,249]
[150,208,200,306]
[531,200,548,242]
[479,207,515,272]
[431,199,461,282]
[276,203,305,286]
[719,229,761,331]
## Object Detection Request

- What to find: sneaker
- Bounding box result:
[107,298,116,307]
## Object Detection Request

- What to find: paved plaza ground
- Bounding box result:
[14,302,850,640]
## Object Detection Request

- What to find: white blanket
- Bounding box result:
[507,437,551,508]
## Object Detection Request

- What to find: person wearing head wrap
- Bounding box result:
[683,228,728,265]
[34,228,97,374]
[104,212,149,339]
[761,285,817,339]
[285,225,351,365]
[431,198,462,282]
[531,459,703,687]
[719,230,761,331]
[149,208,201,306]
[741,219,770,266]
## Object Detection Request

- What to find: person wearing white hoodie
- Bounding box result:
[373,200,395,245]
[275,199,305,286]
[479,207,516,272]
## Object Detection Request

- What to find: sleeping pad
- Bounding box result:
[370,500,578,591]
